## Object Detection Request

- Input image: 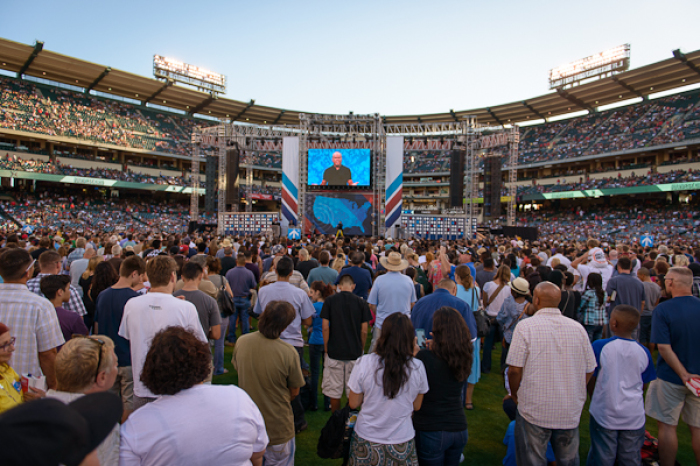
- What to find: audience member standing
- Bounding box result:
[482,265,511,374]
[645,267,700,466]
[588,305,656,466]
[27,250,87,318]
[224,253,257,346]
[413,308,473,466]
[0,248,64,389]
[507,282,596,466]
[637,267,661,349]
[233,301,305,466]
[321,275,372,413]
[367,252,416,353]
[253,256,314,433]
[336,252,373,301]
[118,256,207,409]
[95,255,145,420]
[307,250,338,285]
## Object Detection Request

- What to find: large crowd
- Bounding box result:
[1,225,699,466]
[3,75,698,174]
[0,76,215,156]
[0,152,200,187]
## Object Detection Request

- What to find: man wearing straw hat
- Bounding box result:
[367,251,417,352]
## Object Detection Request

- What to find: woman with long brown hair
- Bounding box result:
[413,307,473,465]
[348,313,428,466]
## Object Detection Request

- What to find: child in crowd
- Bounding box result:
[587,304,656,466]
[308,281,333,411]
[39,275,88,347]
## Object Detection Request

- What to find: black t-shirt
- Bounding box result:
[31,247,49,260]
[220,256,236,276]
[320,291,372,360]
[323,165,352,186]
[413,349,468,432]
[296,259,319,280]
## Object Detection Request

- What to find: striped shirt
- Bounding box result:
[578,290,608,326]
[0,284,65,376]
[27,273,87,317]
[507,307,596,429]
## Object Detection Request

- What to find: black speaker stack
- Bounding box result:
[483,156,502,219]
[449,149,465,208]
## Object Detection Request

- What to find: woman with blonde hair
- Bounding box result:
[332,254,345,273]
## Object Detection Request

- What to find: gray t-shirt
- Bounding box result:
[173,289,222,336]
[253,281,315,347]
[640,281,661,317]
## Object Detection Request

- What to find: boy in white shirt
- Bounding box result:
[587,305,656,466]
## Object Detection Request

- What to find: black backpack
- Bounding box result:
[317,405,357,463]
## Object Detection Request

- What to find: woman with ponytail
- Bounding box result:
[347,313,428,466]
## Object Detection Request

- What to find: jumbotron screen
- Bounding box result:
[304,192,374,236]
[307,149,370,187]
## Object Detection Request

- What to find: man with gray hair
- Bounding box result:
[645,267,700,466]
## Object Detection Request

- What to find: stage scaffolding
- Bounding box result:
[299,113,384,237]
[190,115,519,236]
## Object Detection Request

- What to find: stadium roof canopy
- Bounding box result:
[2,37,700,126]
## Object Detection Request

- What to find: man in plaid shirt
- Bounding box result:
[0,248,64,389]
[507,281,597,466]
[27,250,87,317]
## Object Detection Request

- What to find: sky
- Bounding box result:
[4,0,700,116]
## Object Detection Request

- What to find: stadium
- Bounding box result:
[1,6,700,465]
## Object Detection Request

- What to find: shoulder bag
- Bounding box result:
[470,287,490,339]
[212,275,235,317]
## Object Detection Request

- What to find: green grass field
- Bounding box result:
[213,341,696,465]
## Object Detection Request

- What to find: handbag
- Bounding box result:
[469,287,490,339]
[212,276,235,317]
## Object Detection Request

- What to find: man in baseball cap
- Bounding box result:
[0,391,122,466]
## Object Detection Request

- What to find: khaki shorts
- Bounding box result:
[109,366,134,412]
[645,378,700,428]
[368,325,381,353]
[322,355,357,399]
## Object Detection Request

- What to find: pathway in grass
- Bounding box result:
[214,343,696,465]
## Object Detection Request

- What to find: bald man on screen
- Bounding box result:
[321,151,357,186]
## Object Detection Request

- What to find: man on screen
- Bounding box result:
[321,151,358,186]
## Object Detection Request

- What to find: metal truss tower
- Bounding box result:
[507,126,520,226]
[299,114,383,236]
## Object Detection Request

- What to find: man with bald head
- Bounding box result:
[321,151,356,186]
[410,278,477,345]
[507,281,596,466]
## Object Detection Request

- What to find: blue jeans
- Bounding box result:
[587,415,644,466]
[415,429,468,466]
[481,318,501,373]
[213,316,229,375]
[308,344,330,409]
[584,325,604,343]
[227,297,250,343]
[515,411,580,466]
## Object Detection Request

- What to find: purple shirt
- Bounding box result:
[245,263,260,283]
[225,266,258,298]
[56,305,88,349]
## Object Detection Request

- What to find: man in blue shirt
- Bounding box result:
[645,266,700,466]
[335,252,372,300]
[95,255,145,420]
[410,278,477,343]
[224,254,258,345]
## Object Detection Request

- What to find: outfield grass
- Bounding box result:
[213,342,696,465]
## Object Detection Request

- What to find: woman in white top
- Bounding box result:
[348,313,429,466]
[481,265,511,374]
[120,327,268,466]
